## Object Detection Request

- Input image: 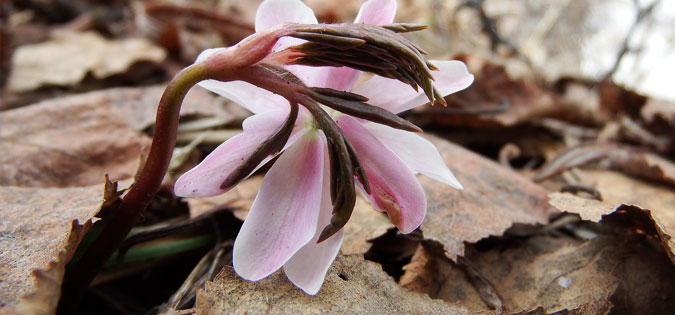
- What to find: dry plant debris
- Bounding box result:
[1,0,675,314]
[195,254,469,314]
[7,31,166,93]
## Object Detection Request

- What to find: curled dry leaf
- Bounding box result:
[195,254,468,314]
[402,216,675,314]
[7,31,166,93]
[420,135,555,260]
[0,183,116,314]
[549,171,675,264]
[576,169,675,250]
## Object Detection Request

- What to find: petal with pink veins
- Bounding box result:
[284,137,343,295]
[338,115,426,233]
[355,0,397,25]
[233,132,325,281]
[363,123,462,189]
[351,60,474,114]
[174,109,308,197]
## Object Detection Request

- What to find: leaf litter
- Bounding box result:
[2,0,675,314]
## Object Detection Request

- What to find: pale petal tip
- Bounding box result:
[289,277,322,295]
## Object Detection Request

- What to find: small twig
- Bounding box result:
[560,184,603,201]
[456,256,505,311]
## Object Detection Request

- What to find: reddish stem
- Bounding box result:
[58,63,208,313]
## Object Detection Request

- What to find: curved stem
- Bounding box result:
[58,63,209,313]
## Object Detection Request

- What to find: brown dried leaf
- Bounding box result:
[7,31,166,93]
[0,85,248,188]
[403,224,675,314]
[195,254,468,314]
[186,176,263,220]
[341,196,391,255]
[0,184,107,313]
[0,90,150,187]
[420,135,555,259]
[98,85,251,132]
[549,169,675,264]
[400,245,488,312]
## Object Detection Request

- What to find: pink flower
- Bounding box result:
[174,0,473,294]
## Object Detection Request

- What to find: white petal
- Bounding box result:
[354,0,397,25]
[284,136,343,295]
[351,60,474,113]
[174,109,309,197]
[233,132,326,281]
[195,48,288,114]
[364,123,462,189]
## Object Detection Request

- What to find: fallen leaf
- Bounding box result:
[185,176,263,220]
[420,135,555,260]
[0,85,249,188]
[7,31,166,93]
[341,197,391,255]
[195,254,469,314]
[93,84,251,132]
[0,184,107,314]
[549,181,675,264]
[0,90,150,187]
[403,219,675,314]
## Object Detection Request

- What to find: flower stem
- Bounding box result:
[58,63,209,313]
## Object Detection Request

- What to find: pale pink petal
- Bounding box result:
[364,123,462,189]
[233,132,325,281]
[355,0,397,25]
[351,60,474,113]
[195,48,287,114]
[255,0,317,52]
[255,0,317,33]
[312,66,361,92]
[337,116,426,233]
[284,138,343,295]
[174,109,308,197]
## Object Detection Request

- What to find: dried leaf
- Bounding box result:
[403,221,675,314]
[0,85,248,188]
[549,171,675,264]
[104,85,250,132]
[195,254,468,314]
[0,90,150,187]
[186,176,263,220]
[7,31,166,93]
[420,135,554,260]
[341,196,391,255]
[0,184,108,313]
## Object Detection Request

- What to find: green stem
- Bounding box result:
[58,63,209,313]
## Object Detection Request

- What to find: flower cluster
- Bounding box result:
[174,0,473,294]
